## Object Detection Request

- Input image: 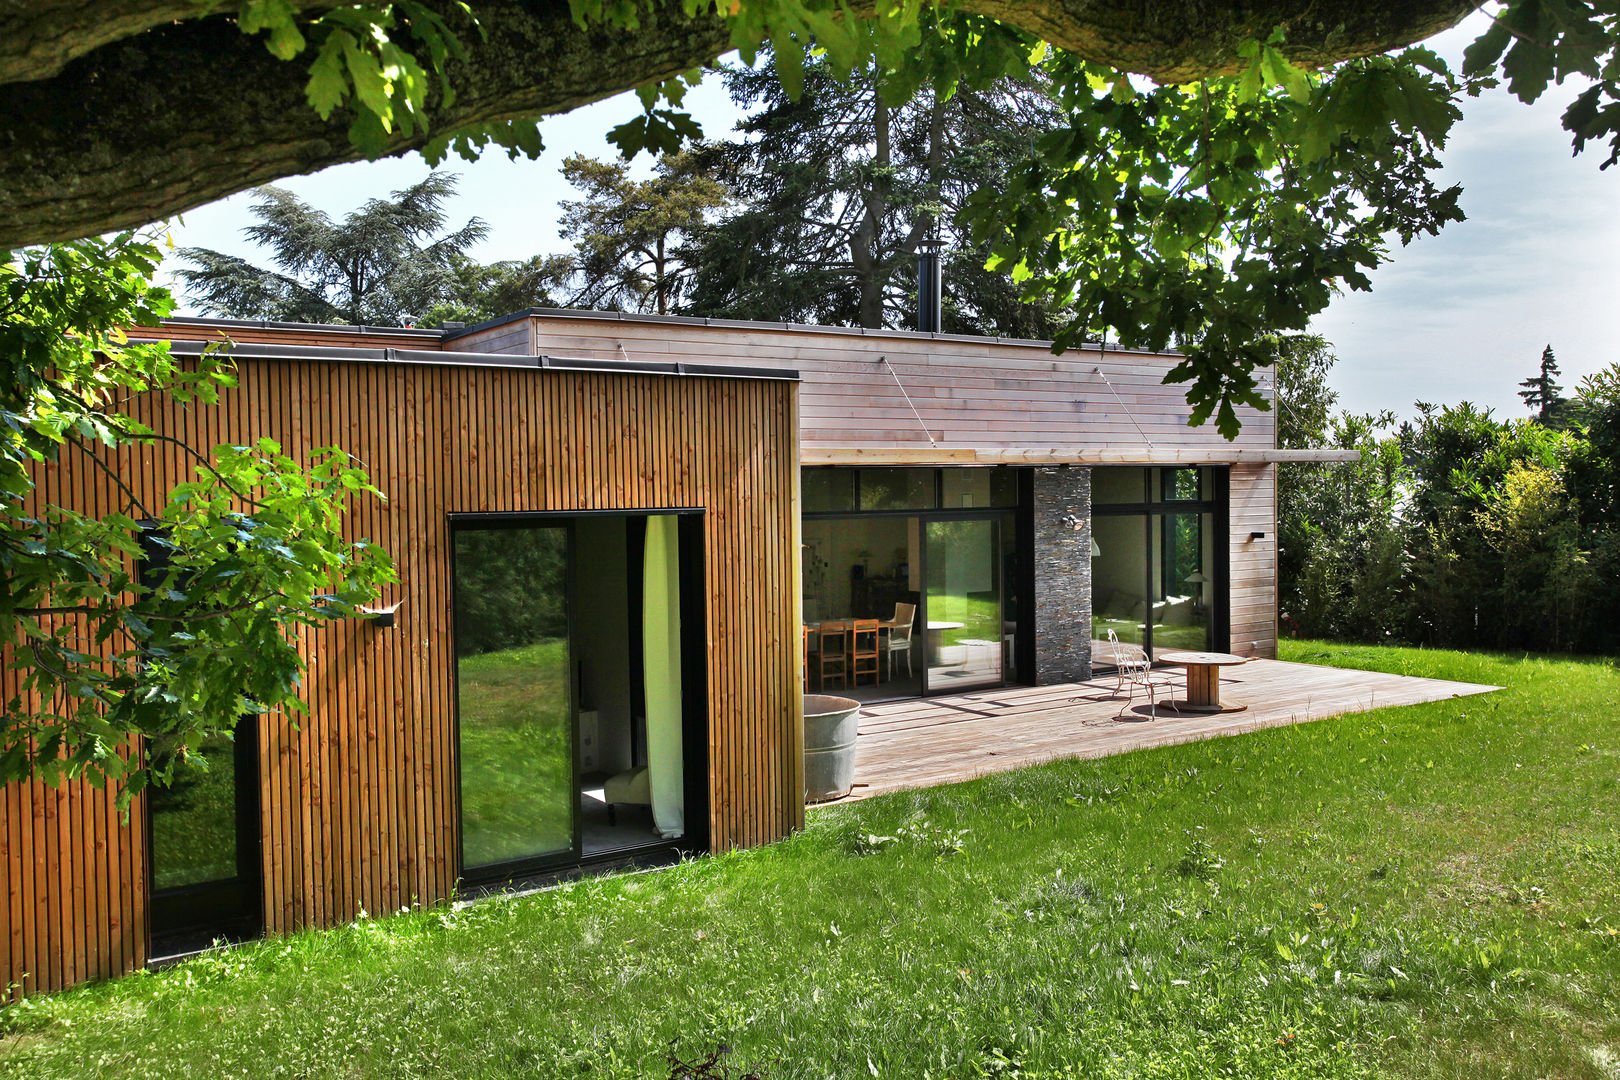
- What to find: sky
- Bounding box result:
[162,13,1618,423]
[1309,16,1620,420]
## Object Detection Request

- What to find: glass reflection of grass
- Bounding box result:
[926,594,1001,647]
[1092,615,1144,645]
[1091,613,1209,654]
[1152,621,1211,652]
[458,638,573,869]
[150,737,239,891]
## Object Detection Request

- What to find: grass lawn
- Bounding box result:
[5,642,1620,1078]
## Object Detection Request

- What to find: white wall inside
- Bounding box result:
[802,517,915,620]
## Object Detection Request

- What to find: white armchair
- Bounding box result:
[883,602,917,678]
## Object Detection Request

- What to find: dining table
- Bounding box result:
[803,615,934,683]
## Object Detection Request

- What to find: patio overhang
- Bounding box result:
[802,447,1364,465]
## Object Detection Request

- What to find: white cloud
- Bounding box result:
[1311,16,1620,418]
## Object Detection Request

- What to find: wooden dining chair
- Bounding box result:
[817,621,851,690]
[850,618,881,686]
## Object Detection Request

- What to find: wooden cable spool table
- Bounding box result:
[1155,651,1250,713]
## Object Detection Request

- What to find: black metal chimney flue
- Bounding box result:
[916,237,943,333]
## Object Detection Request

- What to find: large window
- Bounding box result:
[147,717,262,950]
[925,517,1006,691]
[149,734,245,892]
[452,512,706,881]
[857,468,936,511]
[1092,468,1223,662]
[801,467,1024,701]
[802,467,1018,515]
[142,533,262,953]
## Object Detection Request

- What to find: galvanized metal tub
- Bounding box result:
[803,694,861,803]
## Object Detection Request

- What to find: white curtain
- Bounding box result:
[642,515,685,838]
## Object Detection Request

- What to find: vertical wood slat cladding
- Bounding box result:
[0,358,800,997]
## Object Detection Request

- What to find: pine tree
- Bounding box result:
[419,252,577,328]
[1518,344,1570,427]
[558,151,729,315]
[179,173,489,326]
[681,27,1065,337]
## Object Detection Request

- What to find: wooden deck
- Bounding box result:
[838,659,1501,802]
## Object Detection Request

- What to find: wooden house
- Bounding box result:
[0,303,1346,995]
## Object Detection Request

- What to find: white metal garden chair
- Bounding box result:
[1104,629,1179,721]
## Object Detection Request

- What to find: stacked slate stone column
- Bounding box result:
[1033,466,1093,684]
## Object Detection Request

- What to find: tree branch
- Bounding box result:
[66,435,156,519]
[133,432,271,510]
[0,0,1477,248]
[17,591,300,622]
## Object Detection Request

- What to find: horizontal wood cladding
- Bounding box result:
[147,321,443,351]
[0,357,800,997]
[1227,463,1278,659]
[522,316,1276,457]
[443,322,533,356]
[809,447,1320,465]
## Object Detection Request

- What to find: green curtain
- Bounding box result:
[642,515,685,838]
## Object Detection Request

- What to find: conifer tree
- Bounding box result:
[179,173,489,326]
[681,35,1065,337]
[558,151,729,315]
[1518,344,1570,428]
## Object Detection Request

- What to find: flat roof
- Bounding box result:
[802,447,1361,466]
[135,337,800,382]
[445,309,1182,358]
[157,310,1183,359]
[157,315,443,339]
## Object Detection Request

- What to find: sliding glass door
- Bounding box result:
[1151,509,1216,654]
[453,524,576,875]
[453,512,706,879]
[924,518,1005,691]
[800,465,1025,700]
[1091,467,1223,663]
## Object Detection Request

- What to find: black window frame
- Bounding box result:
[137,527,265,955]
[801,466,1023,516]
[448,508,710,889]
[1090,467,1230,658]
[800,465,1030,698]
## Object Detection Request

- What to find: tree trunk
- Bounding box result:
[0,0,733,248]
[346,267,364,326]
[3,0,345,84]
[655,233,667,315]
[0,0,1476,247]
[852,93,890,329]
